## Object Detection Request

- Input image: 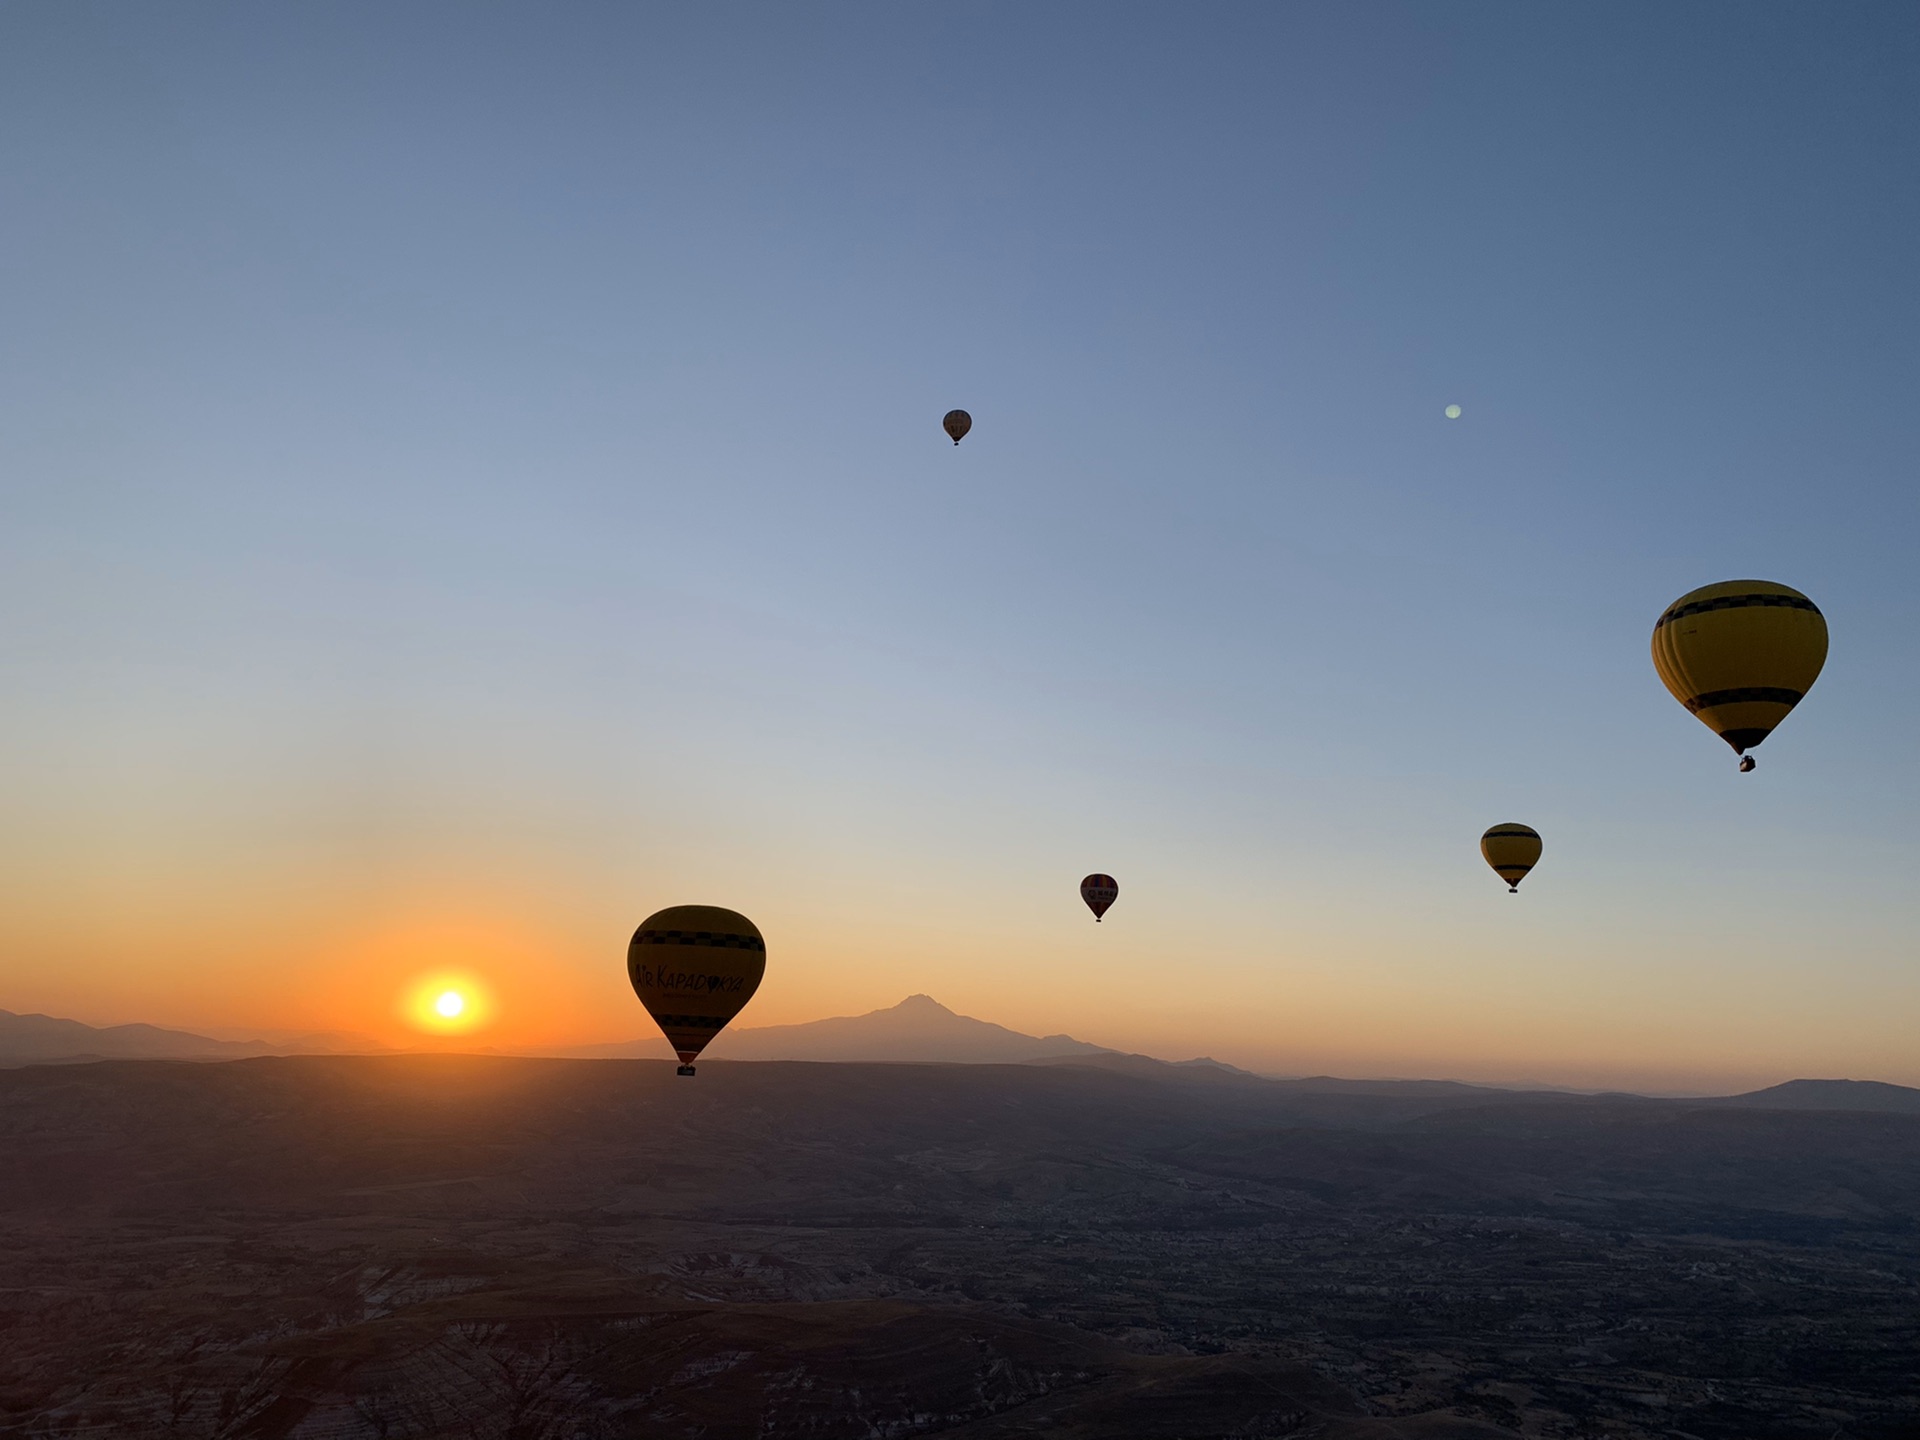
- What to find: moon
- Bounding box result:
[1444,404,1462,420]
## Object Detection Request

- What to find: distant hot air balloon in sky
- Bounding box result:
[627,905,766,1076]
[1651,580,1827,773]
[1480,824,1541,894]
[942,409,972,445]
[1080,874,1118,921]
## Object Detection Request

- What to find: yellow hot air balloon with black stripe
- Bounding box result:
[627,905,766,1076]
[1652,580,1827,772]
[1480,823,1541,893]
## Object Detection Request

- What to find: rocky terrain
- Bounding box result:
[0,1056,1915,1438]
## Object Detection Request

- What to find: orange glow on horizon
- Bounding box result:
[402,969,495,1035]
[274,908,586,1047]
[7,872,1915,1093]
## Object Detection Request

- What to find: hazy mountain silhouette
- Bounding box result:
[1032,1060,1920,1112]
[1709,1077,1920,1113]
[0,1009,384,1067]
[1024,1050,1277,1087]
[559,994,1115,1064]
[7,1003,1916,1114]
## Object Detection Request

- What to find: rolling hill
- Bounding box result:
[0,1009,382,1067]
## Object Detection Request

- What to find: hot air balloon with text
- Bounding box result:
[942,409,972,445]
[1480,824,1542,894]
[1651,580,1826,772]
[1080,874,1118,921]
[627,905,766,1076]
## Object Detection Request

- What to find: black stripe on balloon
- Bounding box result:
[634,930,766,951]
[1683,686,1803,714]
[1484,829,1538,839]
[1655,593,1820,629]
[652,1014,729,1029]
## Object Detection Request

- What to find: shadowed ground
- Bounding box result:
[1,1056,1915,1438]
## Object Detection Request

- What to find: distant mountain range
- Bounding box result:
[5,999,1918,1114]
[0,1010,382,1067]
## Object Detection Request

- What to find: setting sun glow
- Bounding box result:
[402,972,494,1036]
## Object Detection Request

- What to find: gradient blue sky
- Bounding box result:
[4,3,1917,1090]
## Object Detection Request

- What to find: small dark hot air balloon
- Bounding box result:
[627,905,766,1076]
[1080,873,1118,921]
[942,409,972,445]
[1480,824,1541,894]
[1651,580,1827,773]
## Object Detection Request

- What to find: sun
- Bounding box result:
[401,971,494,1035]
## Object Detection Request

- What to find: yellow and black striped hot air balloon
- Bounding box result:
[942,409,972,445]
[1480,824,1541,894]
[1651,580,1827,773]
[627,905,766,1076]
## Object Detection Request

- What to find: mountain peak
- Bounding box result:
[891,994,954,1015]
[702,996,1110,1064]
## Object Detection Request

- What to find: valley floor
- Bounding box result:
[1,1056,1915,1439]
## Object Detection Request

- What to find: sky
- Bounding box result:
[3,2,1917,1093]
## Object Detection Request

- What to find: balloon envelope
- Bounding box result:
[1480,824,1541,893]
[942,409,972,445]
[1651,580,1827,759]
[1080,873,1118,921]
[627,905,766,1070]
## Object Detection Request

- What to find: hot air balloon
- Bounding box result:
[1651,580,1827,772]
[627,905,765,1076]
[1080,874,1118,921]
[942,409,972,445]
[1480,824,1541,893]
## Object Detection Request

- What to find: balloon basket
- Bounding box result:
[676,1065,696,1077]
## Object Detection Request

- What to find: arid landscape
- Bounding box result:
[3,1054,1916,1439]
